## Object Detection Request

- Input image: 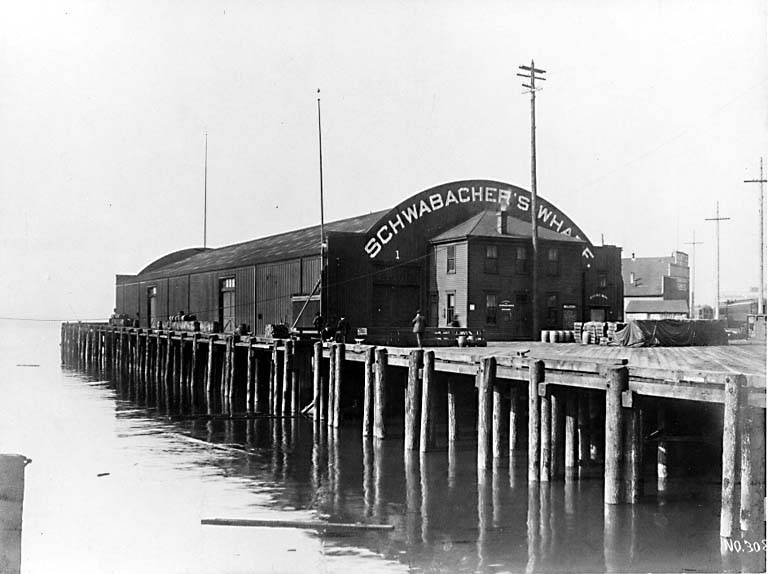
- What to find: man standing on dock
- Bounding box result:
[412,309,426,348]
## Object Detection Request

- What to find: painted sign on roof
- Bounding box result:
[363,179,594,262]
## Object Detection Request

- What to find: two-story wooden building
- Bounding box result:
[114,179,623,343]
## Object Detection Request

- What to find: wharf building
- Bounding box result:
[622,251,690,320]
[115,180,623,343]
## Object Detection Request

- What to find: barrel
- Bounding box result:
[541,331,548,343]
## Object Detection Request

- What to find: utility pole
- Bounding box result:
[684,230,703,318]
[518,60,546,339]
[744,157,766,315]
[705,202,730,320]
[317,90,326,317]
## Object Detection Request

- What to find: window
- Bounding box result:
[598,272,607,289]
[515,246,529,274]
[486,293,498,325]
[447,245,456,274]
[446,292,456,324]
[547,248,559,276]
[546,293,559,327]
[484,245,498,274]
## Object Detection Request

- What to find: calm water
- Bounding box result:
[0,320,764,573]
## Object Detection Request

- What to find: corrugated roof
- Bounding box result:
[430,210,586,244]
[625,299,689,314]
[621,256,672,297]
[140,210,387,279]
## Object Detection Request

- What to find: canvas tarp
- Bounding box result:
[612,319,727,347]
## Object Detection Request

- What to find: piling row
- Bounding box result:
[60,322,766,544]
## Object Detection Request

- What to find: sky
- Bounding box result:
[1,0,766,320]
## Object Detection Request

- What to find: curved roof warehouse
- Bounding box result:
[115,179,623,342]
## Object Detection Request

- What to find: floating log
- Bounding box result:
[200,517,394,532]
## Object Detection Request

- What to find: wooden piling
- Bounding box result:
[363,347,375,438]
[589,392,602,462]
[164,334,174,411]
[447,378,457,443]
[540,384,551,482]
[657,403,668,493]
[333,343,344,428]
[419,350,436,452]
[551,388,565,481]
[528,360,544,482]
[206,335,217,415]
[283,339,293,415]
[565,391,577,478]
[246,342,254,414]
[492,382,503,460]
[291,344,299,415]
[477,357,496,470]
[373,348,388,439]
[254,348,264,414]
[327,344,337,428]
[221,337,232,415]
[509,386,520,453]
[577,393,590,469]
[740,402,766,535]
[720,374,743,538]
[178,333,187,410]
[313,342,323,425]
[624,402,643,504]
[272,344,283,417]
[405,349,423,451]
[604,366,629,505]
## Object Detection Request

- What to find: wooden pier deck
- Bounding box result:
[60,322,766,544]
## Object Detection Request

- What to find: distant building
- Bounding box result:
[625,299,689,320]
[622,251,690,318]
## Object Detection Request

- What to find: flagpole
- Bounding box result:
[317,90,326,317]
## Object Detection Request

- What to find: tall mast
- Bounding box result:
[203,131,208,248]
[317,90,326,316]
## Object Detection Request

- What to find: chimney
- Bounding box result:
[496,209,508,235]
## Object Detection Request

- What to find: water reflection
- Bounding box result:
[2,321,762,574]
